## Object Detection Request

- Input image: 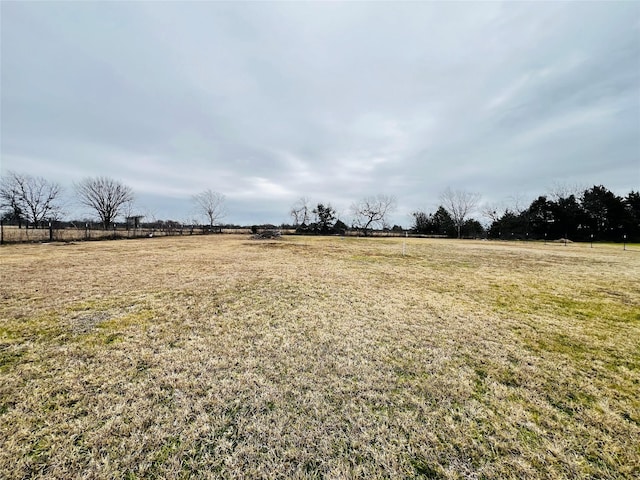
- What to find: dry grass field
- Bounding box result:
[1,235,638,479]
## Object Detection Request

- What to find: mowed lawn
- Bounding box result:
[1,235,638,479]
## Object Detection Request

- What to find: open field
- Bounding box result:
[1,235,638,479]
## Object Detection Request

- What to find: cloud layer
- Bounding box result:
[2,2,639,225]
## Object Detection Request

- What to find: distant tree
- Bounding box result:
[334,219,348,234]
[625,191,640,216]
[75,176,134,229]
[551,194,584,240]
[290,197,311,227]
[0,171,63,228]
[440,188,481,238]
[506,193,530,215]
[581,186,626,240]
[432,206,456,237]
[487,210,523,239]
[526,196,554,238]
[192,189,226,227]
[481,202,506,227]
[351,194,396,236]
[412,207,457,236]
[547,181,585,203]
[311,203,336,233]
[0,178,25,228]
[463,218,485,238]
[1,209,19,223]
[411,211,432,234]
[624,191,640,240]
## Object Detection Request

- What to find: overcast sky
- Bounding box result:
[2,1,639,226]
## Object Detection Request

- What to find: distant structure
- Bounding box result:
[126,215,144,230]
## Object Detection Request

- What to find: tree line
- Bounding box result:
[2,170,638,242]
[289,189,484,239]
[295,185,639,242]
[411,185,639,242]
[483,186,640,242]
[289,195,398,236]
[0,172,227,231]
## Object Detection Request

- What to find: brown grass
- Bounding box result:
[1,235,638,479]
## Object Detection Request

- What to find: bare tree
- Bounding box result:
[350,194,396,236]
[506,193,530,215]
[75,176,134,229]
[0,171,63,228]
[546,181,585,202]
[290,197,311,226]
[192,189,226,227]
[440,187,481,239]
[0,174,24,227]
[481,201,506,226]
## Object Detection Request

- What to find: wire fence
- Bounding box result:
[0,224,256,244]
[1,224,637,251]
[0,223,427,244]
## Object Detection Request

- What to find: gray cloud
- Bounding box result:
[2,1,639,226]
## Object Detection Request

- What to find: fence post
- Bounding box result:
[0,220,3,245]
[49,222,53,241]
